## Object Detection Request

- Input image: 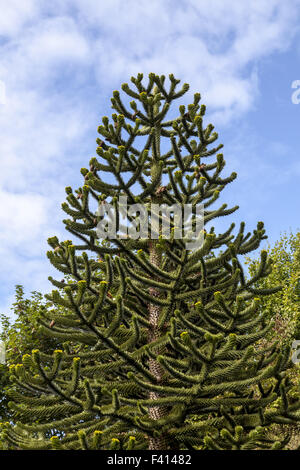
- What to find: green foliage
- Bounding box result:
[1,74,300,450]
[0,286,66,448]
[0,286,62,362]
[245,231,300,449]
[245,231,300,346]
[0,286,62,422]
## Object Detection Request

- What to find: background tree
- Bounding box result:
[245,231,300,448]
[0,286,64,448]
[245,231,300,347]
[0,286,62,420]
[2,73,300,451]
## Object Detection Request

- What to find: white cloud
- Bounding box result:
[23,16,91,67]
[64,0,300,124]
[0,0,39,37]
[0,190,48,246]
[0,11,95,317]
[0,0,300,317]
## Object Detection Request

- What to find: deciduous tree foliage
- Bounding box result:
[246,231,300,347]
[2,73,300,450]
[244,232,300,448]
[0,286,62,423]
[0,286,65,448]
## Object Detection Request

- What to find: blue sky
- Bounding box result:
[0,0,300,318]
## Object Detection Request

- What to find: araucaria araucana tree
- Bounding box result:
[2,73,300,451]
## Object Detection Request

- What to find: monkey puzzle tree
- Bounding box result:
[2,73,300,451]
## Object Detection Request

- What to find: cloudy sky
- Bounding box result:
[0,0,300,318]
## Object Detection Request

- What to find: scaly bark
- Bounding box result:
[147,240,169,450]
[148,93,170,449]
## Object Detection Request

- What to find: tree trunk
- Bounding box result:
[147,240,169,450]
[147,92,170,449]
